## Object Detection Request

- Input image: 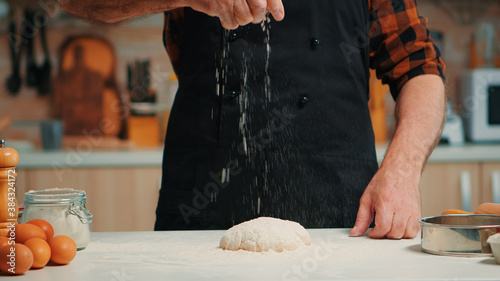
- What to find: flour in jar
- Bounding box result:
[220,217,311,252]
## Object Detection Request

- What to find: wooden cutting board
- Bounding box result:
[53,45,104,135]
[53,36,122,137]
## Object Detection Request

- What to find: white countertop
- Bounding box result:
[17,148,164,168]
[14,143,500,169]
[376,143,500,163]
[11,229,500,280]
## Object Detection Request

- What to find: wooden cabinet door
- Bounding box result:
[481,163,500,204]
[419,163,481,218]
[16,167,162,232]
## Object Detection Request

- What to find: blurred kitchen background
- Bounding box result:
[0,0,499,232]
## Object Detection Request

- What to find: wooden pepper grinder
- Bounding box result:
[0,140,19,237]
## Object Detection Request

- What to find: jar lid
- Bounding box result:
[24,188,87,204]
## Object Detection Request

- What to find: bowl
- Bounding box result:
[420,215,500,257]
[487,233,500,264]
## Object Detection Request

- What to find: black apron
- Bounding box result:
[155,0,379,230]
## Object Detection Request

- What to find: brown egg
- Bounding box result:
[0,243,34,274]
[13,224,47,244]
[0,237,10,249]
[26,219,55,240]
[48,235,77,265]
[25,238,51,268]
[475,203,500,215]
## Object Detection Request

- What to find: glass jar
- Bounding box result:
[21,188,93,250]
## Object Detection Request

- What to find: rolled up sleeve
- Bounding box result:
[369,0,446,99]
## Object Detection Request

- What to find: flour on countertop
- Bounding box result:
[84,238,314,268]
[219,217,311,252]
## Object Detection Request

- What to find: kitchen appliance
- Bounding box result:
[126,59,162,147]
[461,68,500,142]
[440,101,464,145]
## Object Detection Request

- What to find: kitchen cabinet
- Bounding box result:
[16,163,494,231]
[419,162,500,217]
[419,163,482,217]
[15,167,162,232]
[481,163,500,204]
[12,144,500,231]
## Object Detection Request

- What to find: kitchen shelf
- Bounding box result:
[434,0,499,24]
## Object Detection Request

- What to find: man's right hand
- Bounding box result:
[185,0,285,29]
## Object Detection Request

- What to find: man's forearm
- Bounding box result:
[382,74,446,178]
[350,74,445,238]
[58,0,185,23]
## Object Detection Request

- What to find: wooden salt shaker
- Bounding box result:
[0,140,19,237]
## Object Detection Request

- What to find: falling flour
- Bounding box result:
[219,217,311,252]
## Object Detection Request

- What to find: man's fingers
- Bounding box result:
[350,198,373,237]
[218,14,238,29]
[403,216,420,239]
[267,0,284,21]
[385,213,407,239]
[213,0,284,29]
[247,0,267,23]
[213,1,238,30]
[220,18,239,30]
[369,211,419,239]
[368,208,392,239]
[233,0,254,25]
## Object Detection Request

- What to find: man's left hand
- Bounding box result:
[349,74,446,239]
[349,163,421,239]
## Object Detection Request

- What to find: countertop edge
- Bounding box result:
[17,149,164,169]
[15,144,500,169]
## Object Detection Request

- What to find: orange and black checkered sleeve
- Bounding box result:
[369,0,446,100]
[163,9,184,75]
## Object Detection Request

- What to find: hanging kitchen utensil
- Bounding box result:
[5,11,21,95]
[143,59,155,102]
[37,11,51,96]
[133,59,142,102]
[127,63,133,92]
[143,59,150,93]
[25,9,39,88]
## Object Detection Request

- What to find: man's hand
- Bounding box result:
[350,74,446,239]
[185,0,285,29]
[59,0,284,26]
[350,162,421,239]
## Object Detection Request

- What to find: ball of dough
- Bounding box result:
[220,217,311,252]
